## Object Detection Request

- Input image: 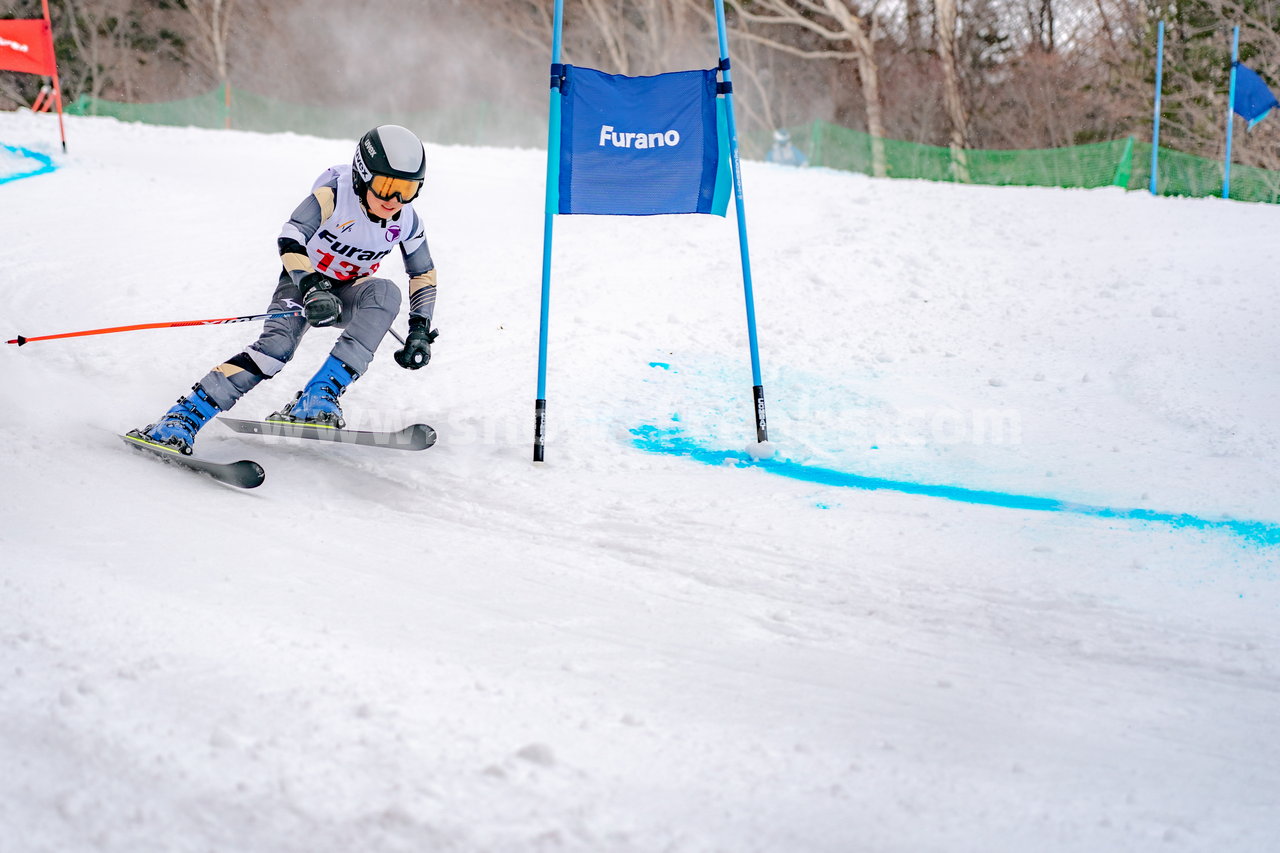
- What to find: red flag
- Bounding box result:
[0,19,56,76]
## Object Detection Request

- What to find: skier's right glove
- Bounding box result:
[299,272,341,327]
[394,318,438,370]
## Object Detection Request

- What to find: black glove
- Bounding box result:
[299,272,341,327]
[394,318,438,370]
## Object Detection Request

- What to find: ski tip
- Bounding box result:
[122,432,265,489]
[240,462,266,488]
[409,423,438,450]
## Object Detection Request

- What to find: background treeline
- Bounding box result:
[3,0,1278,168]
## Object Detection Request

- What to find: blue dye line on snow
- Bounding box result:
[630,425,1280,548]
[0,145,58,185]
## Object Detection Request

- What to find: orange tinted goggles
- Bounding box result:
[368,174,421,203]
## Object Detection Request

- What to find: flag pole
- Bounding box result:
[1149,20,1164,195]
[1223,25,1240,199]
[533,0,565,462]
[39,0,66,152]
[713,0,769,447]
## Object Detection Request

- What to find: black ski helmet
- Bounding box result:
[352,124,426,203]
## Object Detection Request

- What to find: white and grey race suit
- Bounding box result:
[195,164,437,410]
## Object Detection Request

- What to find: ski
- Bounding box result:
[121,431,266,489]
[217,416,436,451]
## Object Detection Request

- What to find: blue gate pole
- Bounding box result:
[1223,25,1240,200]
[1149,20,1164,195]
[533,0,565,462]
[713,0,769,445]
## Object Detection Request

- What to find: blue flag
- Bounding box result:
[556,65,731,216]
[1233,62,1280,129]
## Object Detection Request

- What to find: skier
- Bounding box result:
[129,124,439,454]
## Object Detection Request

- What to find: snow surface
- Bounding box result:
[1,110,1278,852]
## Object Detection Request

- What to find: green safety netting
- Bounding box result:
[64,89,1280,204]
[65,85,544,149]
[759,119,1280,204]
[1127,140,1280,203]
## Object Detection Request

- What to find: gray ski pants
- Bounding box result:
[196,271,401,411]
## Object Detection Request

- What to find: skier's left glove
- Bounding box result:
[394,317,438,370]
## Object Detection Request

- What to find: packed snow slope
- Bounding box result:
[2,111,1278,853]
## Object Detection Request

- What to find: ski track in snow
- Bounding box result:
[2,111,1279,853]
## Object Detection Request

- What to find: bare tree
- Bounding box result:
[16,0,1271,169]
[1194,0,1280,170]
[903,0,928,54]
[472,0,557,55]
[0,0,189,108]
[178,0,238,91]
[935,0,970,178]
[1092,4,1239,164]
[61,0,187,104]
[474,0,707,75]
[1029,0,1056,53]
[721,0,889,175]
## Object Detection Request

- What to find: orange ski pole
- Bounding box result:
[7,309,303,347]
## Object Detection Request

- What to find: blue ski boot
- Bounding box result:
[274,355,359,428]
[133,386,221,455]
